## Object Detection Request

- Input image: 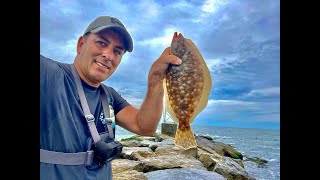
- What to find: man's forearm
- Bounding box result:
[137,75,164,136]
[135,47,181,136]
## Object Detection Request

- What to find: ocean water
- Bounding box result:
[115,125,280,180]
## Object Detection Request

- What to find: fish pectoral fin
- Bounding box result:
[174,126,197,150]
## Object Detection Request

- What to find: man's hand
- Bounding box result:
[148,47,182,84]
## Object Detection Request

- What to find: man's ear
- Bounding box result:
[77,36,84,55]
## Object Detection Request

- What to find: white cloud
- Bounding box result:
[124,97,144,108]
[138,27,180,48]
[202,0,223,13]
[252,113,280,122]
[143,0,159,17]
[201,99,279,122]
[246,87,280,97]
[132,0,160,18]
[193,0,229,22]
[171,0,193,9]
[205,54,240,73]
[208,99,256,106]
[43,0,81,15]
[220,13,230,22]
[41,37,78,63]
[202,99,257,116]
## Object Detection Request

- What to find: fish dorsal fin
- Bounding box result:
[185,39,213,123]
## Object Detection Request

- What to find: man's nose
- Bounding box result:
[101,47,114,61]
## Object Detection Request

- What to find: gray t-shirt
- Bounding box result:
[40,54,130,180]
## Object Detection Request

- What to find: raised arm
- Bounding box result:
[116,47,182,136]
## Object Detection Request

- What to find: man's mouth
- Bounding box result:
[95,60,110,69]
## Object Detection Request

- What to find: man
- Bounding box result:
[40,16,182,180]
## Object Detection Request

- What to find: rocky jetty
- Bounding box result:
[112,133,257,180]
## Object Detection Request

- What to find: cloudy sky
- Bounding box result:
[40,0,280,130]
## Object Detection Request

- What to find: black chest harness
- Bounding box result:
[40,64,123,166]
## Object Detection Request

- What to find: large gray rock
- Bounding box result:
[141,153,206,171]
[113,170,147,180]
[154,144,198,158]
[121,147,153,160]
[112,159,145,173]
[213,157,255,180]
[145,167,226,180]
[121,140,150,147]
[196,135,243,160]
[197,150,223,171]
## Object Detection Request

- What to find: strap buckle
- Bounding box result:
[85,114,95,123]
[84,150,94,166]
[105,117,113,124]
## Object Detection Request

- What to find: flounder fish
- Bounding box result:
[164,32,213,150]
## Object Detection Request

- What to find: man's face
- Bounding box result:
[77,29,126,87]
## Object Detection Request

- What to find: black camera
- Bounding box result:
[86,132,123,166]
[92,140,123,166]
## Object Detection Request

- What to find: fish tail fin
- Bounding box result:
[174,125,197,150]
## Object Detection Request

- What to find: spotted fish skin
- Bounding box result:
[164,32,212,150]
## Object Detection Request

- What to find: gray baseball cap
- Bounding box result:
[83,16,133,52]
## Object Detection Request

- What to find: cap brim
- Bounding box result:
[90,25,133,52]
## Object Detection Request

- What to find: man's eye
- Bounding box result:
[114,50,121,55]
[97,41,106,46]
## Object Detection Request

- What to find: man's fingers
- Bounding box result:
[160,47,171,57]
[159,47,182,65]
[159,54,182,65]
[171,56,182,65]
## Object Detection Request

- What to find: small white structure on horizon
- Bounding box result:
[162,96,176,124]
[161,96,177,136]
[163,107,174,123]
